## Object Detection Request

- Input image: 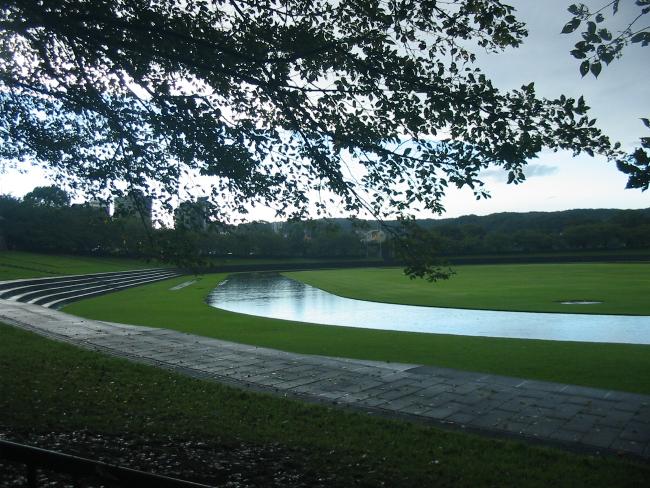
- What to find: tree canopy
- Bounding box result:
[563,0,649,76]
[0,0,636,277]
[23,185,71,207]
[562,1,649,191]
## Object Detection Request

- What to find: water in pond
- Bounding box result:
[206,273,650,345]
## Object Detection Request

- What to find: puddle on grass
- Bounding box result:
[206,273,650,345]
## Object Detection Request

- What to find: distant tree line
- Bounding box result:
[196,220,369,259]
[1,187,649,262]
[417,208,650,255]
[0,188,371,261]
[0,190,152,256]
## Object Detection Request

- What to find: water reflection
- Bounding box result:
[206,273,650,345]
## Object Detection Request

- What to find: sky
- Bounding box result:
[1,0,648,220]
[439,0,650,217]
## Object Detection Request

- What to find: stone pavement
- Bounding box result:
[1,299,649,459]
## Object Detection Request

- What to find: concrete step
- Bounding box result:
[8,269,177,302]
[26,271,181,306]
[0,268,172,293]
[0,268,184,308]
[41,272,184,309]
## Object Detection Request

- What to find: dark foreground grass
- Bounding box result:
[65,275,650,394]
[1,323,648,487]
[0,251,164,281]
[286,264,650,315]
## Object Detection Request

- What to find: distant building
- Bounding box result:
[361,229,386,244]
[174,197,210,231]
[114,190,153,226]
[270,221,284,234]
[360,228,386,259]
[87,198,111,216]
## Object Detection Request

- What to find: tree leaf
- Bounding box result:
[579,60,590,77]
[561,19,581,34]
[600,50,615,65]
[590,61,602,77]
[598,29,612,41]
[641,118,650,129]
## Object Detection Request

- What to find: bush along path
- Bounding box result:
[0,299,648,461]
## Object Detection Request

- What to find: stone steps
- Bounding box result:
[1,269,176,301]
[0,268,170,291]
[0,268,183,308]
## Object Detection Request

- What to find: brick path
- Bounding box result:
[1,299,648,458]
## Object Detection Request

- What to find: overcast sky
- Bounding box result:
[1,0,648,219]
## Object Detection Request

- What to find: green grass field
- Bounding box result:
[286,264,650,315]
[64,273,650,394]
[3,253,648,391]
[1,323,648,487]
[444,248,650,261]
[0,251,165,281]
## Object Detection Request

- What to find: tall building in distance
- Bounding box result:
[114,190,153,227]
[174,197,210,231]
[87,198,111,216]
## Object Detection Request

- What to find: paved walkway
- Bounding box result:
[1,299,649,459]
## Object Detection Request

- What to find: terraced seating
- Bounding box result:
[0,268,183,309]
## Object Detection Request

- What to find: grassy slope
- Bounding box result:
[64,274,650,394]
[206,256,380,265]
[0,251,164,281]
[1,323,648,487]
[0,251,379,281]
[286,264,650,315]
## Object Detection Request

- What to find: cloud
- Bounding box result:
[478,163,558,183]
[479,168,507,181]
[524,164,559,178]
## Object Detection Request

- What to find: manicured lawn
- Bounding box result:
[445,248,650,260]
[1,323,648,487]
[64,274,650,394]
[0,251,165,281]
[286,264,650,315]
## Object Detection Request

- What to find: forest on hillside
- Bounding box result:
[1,192,649,261]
